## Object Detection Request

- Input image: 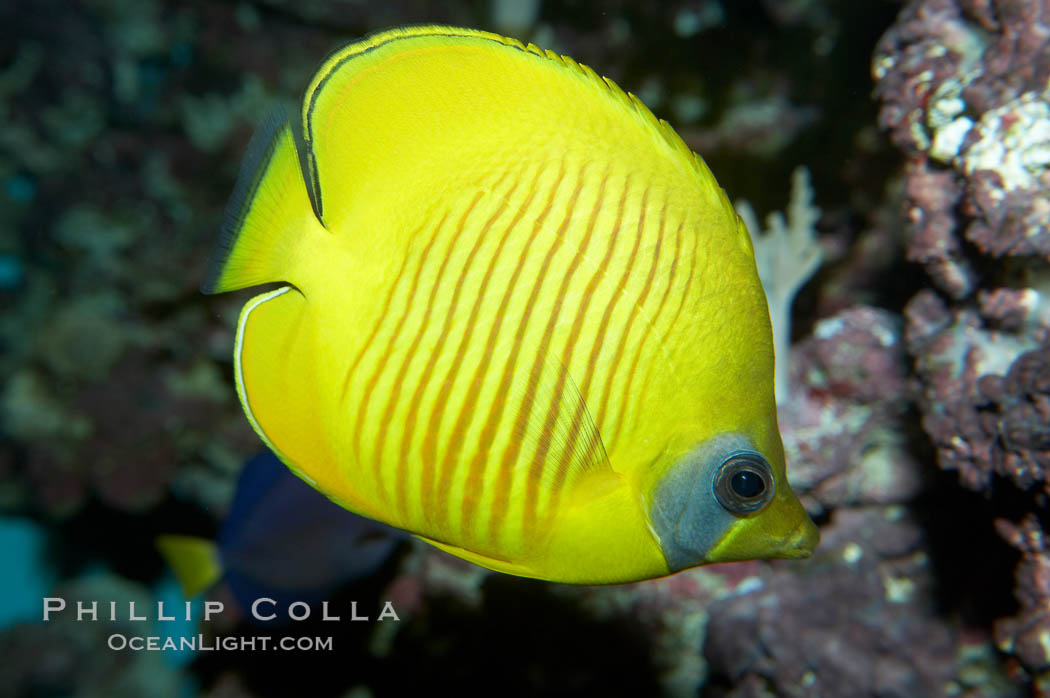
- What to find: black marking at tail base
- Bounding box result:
[300,34,392,226]
[201,104,290,295]
[288,111,323,224]
[300,25,537,226]
[300,36,394,224]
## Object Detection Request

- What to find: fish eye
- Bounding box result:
[713,452,775,515]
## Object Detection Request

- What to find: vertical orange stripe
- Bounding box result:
[483,162,587,543]
[662,223,697,345]
[432,164,546,529]
[535,177,632,520]
[419,171,523,525]
[593,187,650,432]
[459,162,568,538]
[636,219,695,410]
[353,211,448,499]
[493,165,609,542]
[611,209,676,441]
[340,220,423,403]
[392,188,489,519]
[604,199,666,446]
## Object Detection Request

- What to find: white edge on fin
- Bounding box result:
[233,285,318,487]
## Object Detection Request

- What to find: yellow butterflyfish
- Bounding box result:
[202,25,818,584]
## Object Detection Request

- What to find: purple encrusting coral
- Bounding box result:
[705,507,955,698]
[874,0,1050,294]
[873,0,1050,691]
[995,515,1050,695]
[779,307,923,515]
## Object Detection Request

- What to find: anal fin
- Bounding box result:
[235,286,369,514]
[418,535,540,579]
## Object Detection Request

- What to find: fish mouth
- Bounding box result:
[776,518,821,559]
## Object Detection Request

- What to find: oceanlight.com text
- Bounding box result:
[42,597,400,623]
[107,633,334,652]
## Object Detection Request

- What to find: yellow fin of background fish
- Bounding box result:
[155,535,222,598]
[203,25,818,584]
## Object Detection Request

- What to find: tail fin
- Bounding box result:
[201,105,320,294]
[156,535,223,597]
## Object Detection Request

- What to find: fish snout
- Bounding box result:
[776,516,820,559]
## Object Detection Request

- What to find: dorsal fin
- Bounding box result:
[201,105,320,295]
[297,25,710,231]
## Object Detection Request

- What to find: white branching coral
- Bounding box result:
[737,166,824,405]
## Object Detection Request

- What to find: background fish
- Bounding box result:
[158,449,401,610]
[202,25,817,584]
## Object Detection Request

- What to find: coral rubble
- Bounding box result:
[874,0,1050,691]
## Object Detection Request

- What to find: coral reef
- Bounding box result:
[388,501,1012,696]
[781,306,923,516]
[995,514,1050,694]
[873,0,1050,692]
[874,0,1050,295]
[703,507,999,698]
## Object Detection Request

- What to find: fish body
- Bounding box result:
[158,450,400,605]
[203,26,818,584]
